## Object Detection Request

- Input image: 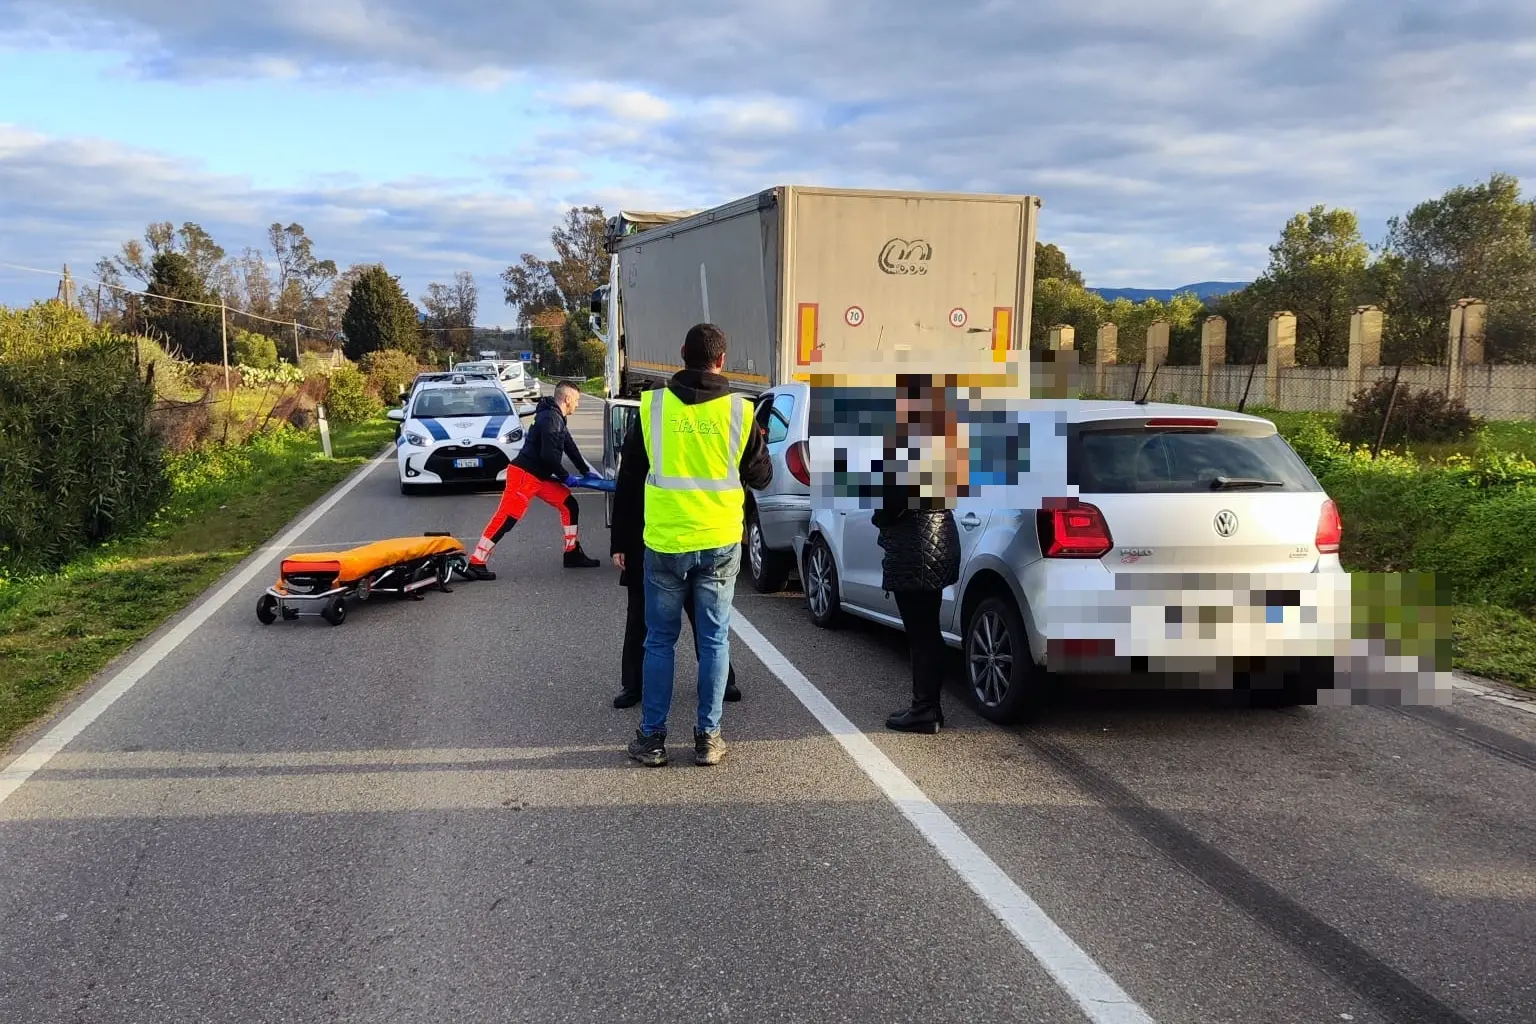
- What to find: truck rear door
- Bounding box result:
[784,189,1035,382]
[602,398,640,528]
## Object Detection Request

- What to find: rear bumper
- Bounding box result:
[756,495,810,553]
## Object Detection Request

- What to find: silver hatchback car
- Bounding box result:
[744,383,811,593]
[799,401,1349,721]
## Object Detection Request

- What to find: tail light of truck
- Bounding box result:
[1315,499,1342,554]
[786,440,811,487]
[1036,501,1113,558]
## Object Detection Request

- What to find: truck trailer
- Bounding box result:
[593,186,1041,398]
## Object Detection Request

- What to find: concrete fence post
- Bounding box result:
[1145,319,1170,372]
[1047,324,1076,351]
[1267,311,1297,409]
[1347,305,1383,395]
[1096,323,1118,396]
[1447,298,1487,397]
[1200,315,1227,406]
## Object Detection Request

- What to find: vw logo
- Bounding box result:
[1213,510,1239,537]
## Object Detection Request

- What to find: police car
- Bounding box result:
[387,376,527,495]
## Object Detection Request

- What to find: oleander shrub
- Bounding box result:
[0,303,167,571]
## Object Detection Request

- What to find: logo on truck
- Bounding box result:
[879,238,931,276]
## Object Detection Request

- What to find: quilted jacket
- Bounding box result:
[871,496,961,594]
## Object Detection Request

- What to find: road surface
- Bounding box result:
[3,399,1533,1024]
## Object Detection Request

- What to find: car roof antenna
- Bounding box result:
[1135,363,1161,405]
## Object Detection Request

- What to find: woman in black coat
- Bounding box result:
[875,378,964,734]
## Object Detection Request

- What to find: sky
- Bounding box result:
[2,0,1534,322]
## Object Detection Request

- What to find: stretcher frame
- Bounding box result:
[257,532,473,626]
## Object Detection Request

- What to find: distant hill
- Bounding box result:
[1087,281,1250,303]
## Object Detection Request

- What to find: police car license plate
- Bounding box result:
[454,457,482,469]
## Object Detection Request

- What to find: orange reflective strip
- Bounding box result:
[797,303,818,364]
[993,306,1014,361]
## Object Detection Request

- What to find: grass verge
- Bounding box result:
[0,417,393,748]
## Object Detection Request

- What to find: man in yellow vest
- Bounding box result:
[614,324,772,767]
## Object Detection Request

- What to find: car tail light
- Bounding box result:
[1315,499,1341,554]
[1036,501,1113,558]
[786,440,811,486]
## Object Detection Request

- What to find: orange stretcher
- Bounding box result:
[257,533,471,626]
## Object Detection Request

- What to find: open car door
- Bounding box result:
[603,397,641,528]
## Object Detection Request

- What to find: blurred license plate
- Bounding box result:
[454,457,482,469]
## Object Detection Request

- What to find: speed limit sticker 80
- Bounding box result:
[949,308,968,328]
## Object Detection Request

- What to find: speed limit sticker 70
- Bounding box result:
[949,307,968,328]
[845,306,865,327]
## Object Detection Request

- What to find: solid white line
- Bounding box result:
[730,613,1156,1024]
[0,450,393,806]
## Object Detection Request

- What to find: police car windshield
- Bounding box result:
[412,387,512,418]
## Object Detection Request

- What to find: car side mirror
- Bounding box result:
[386,408,405,422]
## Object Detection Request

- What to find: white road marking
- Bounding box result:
[1452,678,1536,716]
[730,612,1156,1024]
[0,451,394,806]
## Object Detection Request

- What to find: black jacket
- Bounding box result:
[511,396,591,482]
[611,370,773,577]
[871,485,961,593]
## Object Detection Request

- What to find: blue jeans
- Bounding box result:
[641,544,742,738]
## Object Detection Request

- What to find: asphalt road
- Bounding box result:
[3,399,1534,1024]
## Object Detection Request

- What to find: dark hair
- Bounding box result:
[682,323,728,369]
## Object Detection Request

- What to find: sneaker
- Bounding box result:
[693,729,725,766]
[462,562,496,581]
[627,729,667,767]
[564,545,600,569]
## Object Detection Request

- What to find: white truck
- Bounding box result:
[591,186,1042,399]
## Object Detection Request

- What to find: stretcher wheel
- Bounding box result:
[256,594,279,625]
[321,597,347,626]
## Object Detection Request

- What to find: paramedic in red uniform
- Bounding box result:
[463,381,602,580]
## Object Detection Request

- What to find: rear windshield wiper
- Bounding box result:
[1210,476,1284,490]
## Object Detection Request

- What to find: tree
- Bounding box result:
[232,328,280,369]
[501,206,608,321]
[1256,206,1368,366]
[113,222,225,292]
[1380,173,1536,363]
[268,223,337,325]
[342,266,421,359]
[144,252,223,363]
[422,271,478,350]
[1034,242,1084,287]
[1030,278,1105,354]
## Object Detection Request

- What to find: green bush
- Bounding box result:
[0,304,167,571]
[362,348,419,403]
[323,364,381,424]
[1337,378,1481,448]
[232,329,280,370]
[238,363,305,387]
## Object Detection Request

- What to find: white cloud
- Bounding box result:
[3,0,1536,286]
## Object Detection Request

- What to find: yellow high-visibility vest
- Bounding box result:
[640,387,752,554]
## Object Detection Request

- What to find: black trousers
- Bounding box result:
[620,574,737,697]
[894,590,945,708]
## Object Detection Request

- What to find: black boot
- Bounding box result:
[612,689,641,709]
[885,704,943,734]
[462,562,496,581]
[724,680,742,703]
[564,544,600,568]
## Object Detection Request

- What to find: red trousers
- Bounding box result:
[470,466,579,565]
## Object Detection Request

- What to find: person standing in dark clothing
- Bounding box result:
[876,377,964,734]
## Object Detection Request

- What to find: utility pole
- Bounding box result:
[293,320,301,364]
[221,301,231,392]
[56,265,76,309]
